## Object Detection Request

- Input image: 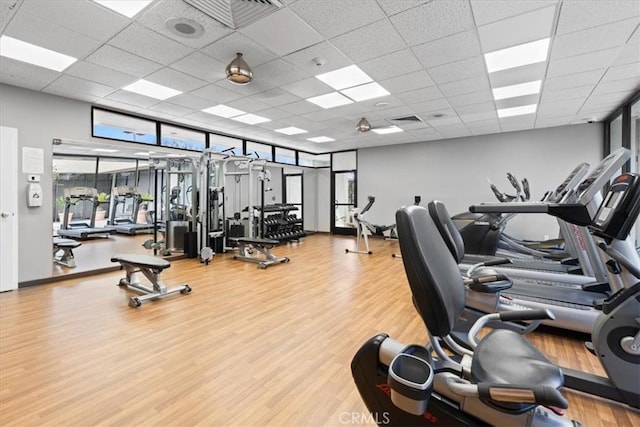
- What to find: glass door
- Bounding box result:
[284,173,303,221]
[331,170,356,235]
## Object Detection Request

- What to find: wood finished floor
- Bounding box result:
[2,234,639,426]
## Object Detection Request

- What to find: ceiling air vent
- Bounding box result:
[386,115,423,125]
[183,0,284,29]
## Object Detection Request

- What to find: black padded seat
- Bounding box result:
[229,237,279,245]
[54,237,81,248]
[472,328,564,412]
[111,254,170,270]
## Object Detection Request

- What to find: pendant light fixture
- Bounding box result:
[225,52,253,85]
[356,117,371,133]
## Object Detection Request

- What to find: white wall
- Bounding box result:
[316,168,330,232]
[358,124,603,240]
[0,84,98,282]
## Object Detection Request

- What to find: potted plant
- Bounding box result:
[95,192,109,221]
[56,196,72,224]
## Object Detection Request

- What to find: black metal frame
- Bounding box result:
[603,90,640,173]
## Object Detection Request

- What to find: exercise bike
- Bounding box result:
[352,204,578,426]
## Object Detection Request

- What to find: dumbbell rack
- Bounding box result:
[259,204,306,242]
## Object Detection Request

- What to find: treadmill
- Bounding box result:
[459,148,631,289]
[456,162,592,276]
[109,186,155,235]
[462,153,639,333]
[57,187,116,240]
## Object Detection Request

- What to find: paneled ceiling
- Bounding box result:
[1,0,639,154]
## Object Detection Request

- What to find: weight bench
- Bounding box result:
[229,237,290,269]
[111,254,192,308]
[53,237,81,268]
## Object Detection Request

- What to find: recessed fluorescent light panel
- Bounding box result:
[92,148,119,153]
[484,38,550,73]
[497,104,538,118]
[492,80,542,100]
[275,127,308,135]
[307,136,335,143]
[341,82,390,102]
[202,104,246,118]
[372,126,403,134]
[315,65,373,90]
[0,35,77,71]
[306,92,354,109]
[123,79,182,100]
[231,114,271,125]
[92,0,153,18]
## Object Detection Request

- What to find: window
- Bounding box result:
[92,108,157,145]
[245,141,273,161]
[275,147,296,165]
[161,124,205,151]
[210,133,241,154]
[298,151,330,167]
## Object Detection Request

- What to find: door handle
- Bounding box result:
[1,212,10,218]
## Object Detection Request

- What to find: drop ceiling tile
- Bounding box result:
[0,0,20,33]
[550,18,639,60]
[302,103,368,122]
[281,78,333,98]
[537,99,585,115]
[470,0,558,26]
[331,19,407,63]
[377,0,431,16]
[200,32,278,66]
[254,107,294,121]
[411,100,454,116]
[280,100,324,115]
[535,115,577,128]
[359,49,422,81]
[396,86,443,104]
[251,59,309,89]
[557,0,640,35]
[283,42,350,75]
[0,57,60,91]
[447,90,494,107]
[495,94,540,109]
[488,62,547,88]
[85,45,163,77]
[412,30,482,69]
[65,61,137,88]
[226,97,272,113]
[170,93,225,110]
[427,116,462,126]
[543,69,605,92]
[145,68,208,93]
[182,111,226,125]
[19,0,129,40]
[137,110,176,122]
[547,47,622,78]
[104,90,160,109]
[170,52,227,82]
[379,70,435,94]
[602,62,640,82]
[240,8,324,57]
[477,6,556,53]
[137,0,232,49]
[427,56,486,85]
[541,85,593,103]
[584,91,629,106]
[5,13,102,58]
[351,105,414,121]
[578,103,619,119]
[613,29,640,66]
[500,115,536,132]
[253,88,301,107]
[146,102,193,117]
[44,75,116,98]
[455,102,495,115]
[94,98,143,113]
[189,84,243,104]
[439,76,490,97]
[464,119,501,134]
[434,124,471,138]
[108,23,195,65]
[290,0,385,39]
[390,0,475,46]
[459,110,498,123]
[591,77,640,96]
[212,78,269,97]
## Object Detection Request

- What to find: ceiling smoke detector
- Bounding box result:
[165,18,204,39]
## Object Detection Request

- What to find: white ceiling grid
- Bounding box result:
[0,0,637,154]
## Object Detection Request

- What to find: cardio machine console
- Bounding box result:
[590,173,640,242]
